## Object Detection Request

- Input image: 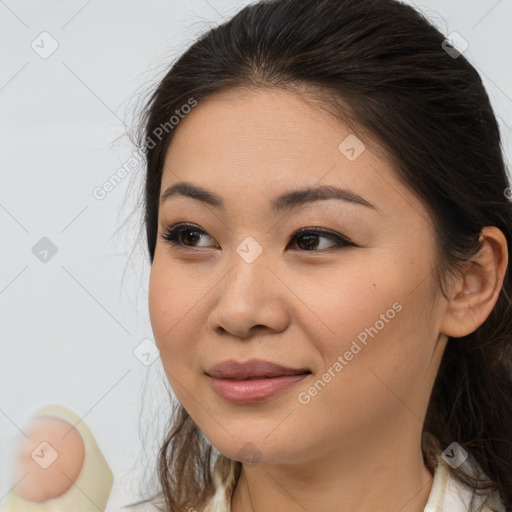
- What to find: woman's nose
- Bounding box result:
[207,245,290,339]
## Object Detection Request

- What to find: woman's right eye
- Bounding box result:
[160,223,219,249]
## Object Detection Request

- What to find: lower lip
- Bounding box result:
[208,373,310,404]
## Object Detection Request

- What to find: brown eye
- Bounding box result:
[161,224,219,248]
[160,224,355,252]
[289,228,354,251]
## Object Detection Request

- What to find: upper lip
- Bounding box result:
[205,358,311,379]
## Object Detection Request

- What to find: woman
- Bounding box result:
[127,0,512,511]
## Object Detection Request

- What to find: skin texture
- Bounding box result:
[13,416,85,502]
[148,86,508,512]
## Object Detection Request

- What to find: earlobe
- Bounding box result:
[439,226,508,339]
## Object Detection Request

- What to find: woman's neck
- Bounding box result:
[230,430,434,512]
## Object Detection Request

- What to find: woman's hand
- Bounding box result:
[13,415,85,502]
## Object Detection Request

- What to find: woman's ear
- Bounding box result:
[440,226,508,339]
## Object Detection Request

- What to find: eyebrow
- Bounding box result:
[160,181,378,213]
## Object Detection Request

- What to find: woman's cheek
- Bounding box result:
[302,274,393,344]
[149,267,184,356]
[149,268,208,371]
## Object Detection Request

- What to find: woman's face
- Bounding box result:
[148,87,449,465]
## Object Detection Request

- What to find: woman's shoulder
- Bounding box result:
[422,431,507,512]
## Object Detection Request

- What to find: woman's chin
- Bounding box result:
[205,434,297,466]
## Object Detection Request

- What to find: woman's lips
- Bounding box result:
[208,373,311,404]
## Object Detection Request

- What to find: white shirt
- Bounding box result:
[202,432,506,512]
[422,432,506,512]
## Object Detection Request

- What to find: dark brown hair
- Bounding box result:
[125,0,512,510]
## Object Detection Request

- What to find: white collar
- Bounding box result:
[422,432,506,512]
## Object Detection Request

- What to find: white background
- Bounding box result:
[1,1,511,511]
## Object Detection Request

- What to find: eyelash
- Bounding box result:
[160,223,356,252]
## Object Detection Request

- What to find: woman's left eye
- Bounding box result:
[160,223,355,251]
